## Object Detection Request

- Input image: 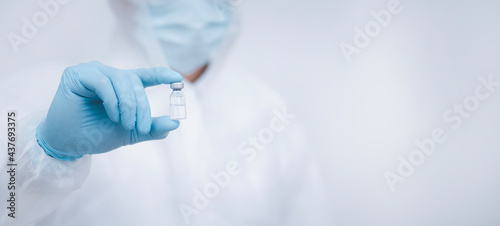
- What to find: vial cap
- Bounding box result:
[170,82,184,90]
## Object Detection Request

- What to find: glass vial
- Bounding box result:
[170,82,186,120]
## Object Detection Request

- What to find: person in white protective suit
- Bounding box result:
[0,0,326,225]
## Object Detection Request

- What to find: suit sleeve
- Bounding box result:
[0,111,92,226]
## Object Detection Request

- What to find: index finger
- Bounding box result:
[129,67,183,87]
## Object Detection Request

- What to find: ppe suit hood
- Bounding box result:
[108,0,241,86]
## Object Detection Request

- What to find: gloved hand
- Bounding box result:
[36,61,183,161]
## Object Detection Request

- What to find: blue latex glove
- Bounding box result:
[36,61,183,161]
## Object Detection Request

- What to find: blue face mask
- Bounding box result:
[147,0,232,75]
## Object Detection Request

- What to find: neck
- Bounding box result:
[184,64,208,83]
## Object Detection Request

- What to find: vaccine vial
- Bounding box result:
[170,82,186,120]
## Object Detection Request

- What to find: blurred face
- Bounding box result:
[147,0,232,75]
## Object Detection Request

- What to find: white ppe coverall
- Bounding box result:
[0,0,326,225]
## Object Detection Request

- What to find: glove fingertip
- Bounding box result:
[158,67,183,83]
[150,117,180,139]
[102,100,120,123]
[108,112,120,123]
[138,121,152,135]
[169,70,183,82]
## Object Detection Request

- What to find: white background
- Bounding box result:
[1,0,500,225]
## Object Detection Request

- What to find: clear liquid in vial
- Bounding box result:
[170,104,186,120]
[170,90,186,120]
